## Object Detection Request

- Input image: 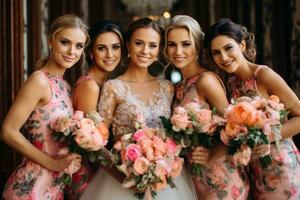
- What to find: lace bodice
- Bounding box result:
[98,78,173,140]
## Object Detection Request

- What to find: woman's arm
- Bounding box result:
[257,67,300,139]
[73,79,100,113]
[1,71,80,171]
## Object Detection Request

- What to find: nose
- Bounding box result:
[106,48,113,58]
[68,45,75,55]
[220,51,228,61]
[175,45,182,55]
[141,45,149,54]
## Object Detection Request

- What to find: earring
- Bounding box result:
[127,53,130,58]
[154,57,158,62]
[90,55,93,60]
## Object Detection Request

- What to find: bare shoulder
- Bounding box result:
[197,71,223,89]
[75,79,100,95]
[255,65,280,82]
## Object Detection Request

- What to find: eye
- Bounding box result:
[149,44,158,49]
[60,40,69,46]
[76,43,84,50]
[211,51,220,56]
[224,45,233,51]
[97,46,106,51]
[112,44,121,50]
[135,41,143,46]
[182,42,191,47]
[167,42,176,47]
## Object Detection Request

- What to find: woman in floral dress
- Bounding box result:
[204,18,300,200]
[164,15,249,200]
[1,14,89,200]
[68,20,124,200]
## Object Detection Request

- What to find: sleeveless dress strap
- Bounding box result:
[253,65,267,97]
[201,71,227,95]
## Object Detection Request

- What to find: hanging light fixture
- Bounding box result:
[121,0,178,25]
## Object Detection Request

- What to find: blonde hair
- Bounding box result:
[36,14,90,69]
[163,15,204,64]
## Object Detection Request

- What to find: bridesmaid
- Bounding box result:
[1,14,89,199]
[67,20,124,199]
[204,18,300,199]
[164,15,249,199]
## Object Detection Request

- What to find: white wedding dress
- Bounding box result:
[80,78,197,200]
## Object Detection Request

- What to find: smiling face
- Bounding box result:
[91,31,122,72]
[166,27,197,69]
[49,28,87,69]
[210,35,246,73]
[127,27,161,68]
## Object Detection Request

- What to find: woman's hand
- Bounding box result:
[251,144,271,160]
[49,154,82,172]
[189,146,210,165]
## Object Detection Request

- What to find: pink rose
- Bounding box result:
[152,136,167,155]
[77,118,95,130]
[132,130,146,142]
[184,102,200,113]
[51,116,72,134]
[173,106,186,115]
[125,144,141,161]
[143,128,156,139]
[170,157,183,178]
[90,128,106,151]
[166,138,177,154]
[64,154,81,175]
[145,147,155,161]
[196,109,212,125]
[113,140,123,151]
[231,185,241,198]
[72,111,84,121]
[154,165,167,191]
[233,145,251,166]
[171,112,191,131]
[133,157,150,175]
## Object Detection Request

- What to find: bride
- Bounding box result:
[80,18,197,200]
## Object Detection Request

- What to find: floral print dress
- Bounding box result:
[2,71,74,200]
[63,75,98,200]
[173,72,249,200]
[228,66,300,200]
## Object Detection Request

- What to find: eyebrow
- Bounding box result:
[95,42,121,47]
[59,37,85,44]
[211,43,232,51]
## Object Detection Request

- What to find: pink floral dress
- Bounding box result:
[174,72,250,200]
[228,66,300,200]
[64,75,98,200]
[2,71,74,200]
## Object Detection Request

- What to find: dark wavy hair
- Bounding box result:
[204,18,256,63]
[85,20,125,69]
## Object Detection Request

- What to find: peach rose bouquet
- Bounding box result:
[220,95,288,168]
[50,110,110,184]
[112,114,183,200]
[161,102,225,176]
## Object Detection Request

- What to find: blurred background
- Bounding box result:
[1,0,300,194]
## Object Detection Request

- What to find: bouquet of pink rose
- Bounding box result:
[161,102,225,176]
[112,115,183,200]
[50,110,110,184]
[220,95,288,168]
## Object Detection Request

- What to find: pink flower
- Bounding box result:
[143,128,155,139]
[231,185,241,199]
[184,102,200,113]
[51,116,72,133]
[152,136,167,156]
[171,112,191,131]
[196,109,212,125]
[132,130,146,142]
[64,155,81,175]
[166,138,177,154]
[233,145,251,166]
[72,111,84,121]
[227,101,257,125]
[170,157,183,178]
[153,165,167,191]
[77,118,95,130]
[113,140,123,151]
[125,144,142,161]
[133,157,150,175]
